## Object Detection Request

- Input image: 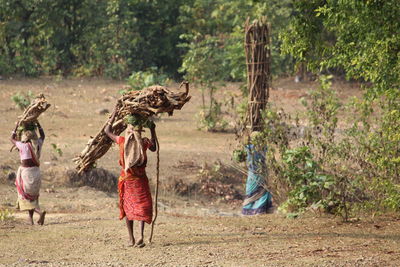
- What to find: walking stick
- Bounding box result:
[148,129,160,243]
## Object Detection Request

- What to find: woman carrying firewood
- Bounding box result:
[10,121,46,225]
[105,110,156,248]
[241,131,273,215]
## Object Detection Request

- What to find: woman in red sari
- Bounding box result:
[105,111,156,248]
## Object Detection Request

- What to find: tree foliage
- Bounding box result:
[0,0,185,78]
[0,0,293,79]
[272,0,400,217]
[178,0,293,131]
[281,0,400,93]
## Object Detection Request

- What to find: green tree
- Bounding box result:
[179,34,227,131]
[280,0,400,213]
[281,0,400,92]
[179,0,294,81]
[0,0,187,78]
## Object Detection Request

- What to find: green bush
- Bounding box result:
[51,143,63,157]
[342,89,400,213]
[11,91,33,110]
[196,100,228,132]
[0,209,14,222]
[280,146,336,214]
[279,0,400,216]
[252,76,400,219]
[125,67,169,93]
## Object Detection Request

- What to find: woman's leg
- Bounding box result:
[28,210,34,225]
[135,221,145,248]
[34,208,46,225]
[125,218,135,246]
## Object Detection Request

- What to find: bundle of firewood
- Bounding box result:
[16,93,51,126]
[244,18,271,132]
[74,82,191,173]
[10,93,51,151]
[12,93,50,138]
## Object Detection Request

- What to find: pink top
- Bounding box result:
[15,140,43,160]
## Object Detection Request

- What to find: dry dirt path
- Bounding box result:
[1,78,399,266]
[1,185,399,267]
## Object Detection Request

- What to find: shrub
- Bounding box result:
[125,67,169,93]
[0,209,14,222]
[243,75,400,220]
[11,91,33,110]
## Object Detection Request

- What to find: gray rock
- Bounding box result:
[103,96,112,102]
[7,171,16,181]
[96,108,109,115]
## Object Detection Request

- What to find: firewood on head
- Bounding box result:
[74,83,191,174]
[10,94,51,151]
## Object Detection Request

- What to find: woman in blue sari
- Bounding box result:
[242,131,273,215]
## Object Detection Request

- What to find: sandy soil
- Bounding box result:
[0,77,399,267]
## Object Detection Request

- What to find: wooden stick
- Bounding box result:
[148,130,160,243]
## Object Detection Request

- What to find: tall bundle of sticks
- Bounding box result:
[74,82,191,174]
[244,18,271,131]
[11,94,51,149]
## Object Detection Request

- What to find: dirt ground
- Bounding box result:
[0,77,399,267]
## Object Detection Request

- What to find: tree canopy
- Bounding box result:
[0,0,293,79]
[281,0,400,94]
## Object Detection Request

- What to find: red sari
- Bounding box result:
[116,136,153,224]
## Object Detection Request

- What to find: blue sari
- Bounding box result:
[242,144,272,215]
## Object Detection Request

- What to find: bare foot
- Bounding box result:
[127,238,135,247]
[37,211,46,225]
[135,239,145,248]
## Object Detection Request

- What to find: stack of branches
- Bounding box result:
[74,82,191,174]
[11,94,51,150]
[244,17,271,132]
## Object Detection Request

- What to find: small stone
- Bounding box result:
[7,172,16,181]
[96,108,109,115]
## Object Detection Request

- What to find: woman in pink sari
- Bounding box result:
[10,122,46,225]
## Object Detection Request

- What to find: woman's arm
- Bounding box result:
[148,122,157,152]
[10,131,17,145]
[36,121,45,141]
[10,123,18,145]
[104,109,118,143]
